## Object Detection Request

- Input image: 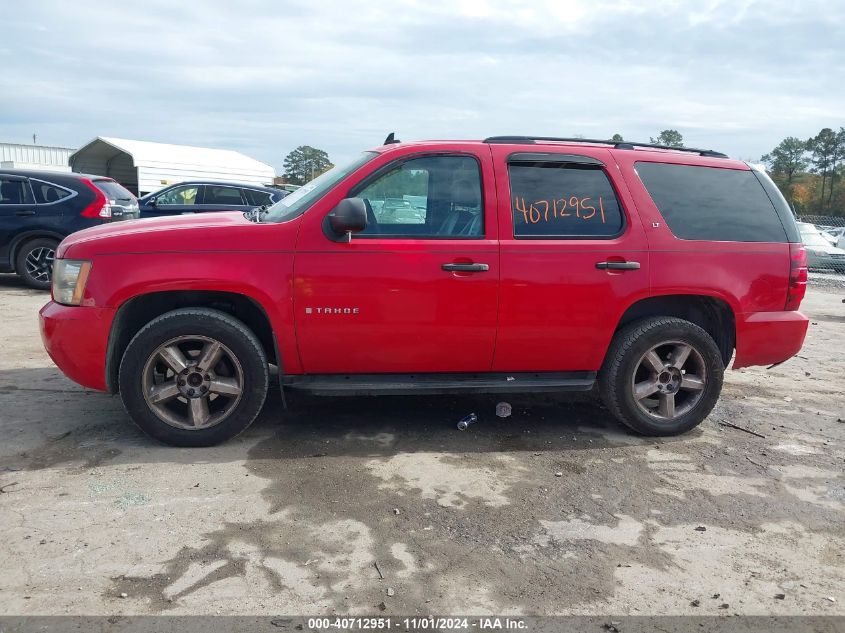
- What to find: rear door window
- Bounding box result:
[635,162,788,242]
[508,163,624,238]
[205,186,245,206]
[243,189,274,206]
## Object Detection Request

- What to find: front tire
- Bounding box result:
[599,317,724,436]
[15,238,58,290]
[118,308,269,447]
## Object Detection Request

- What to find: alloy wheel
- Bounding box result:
[141,335,244,430]
[25,246,55,283]
[631,340,707,421]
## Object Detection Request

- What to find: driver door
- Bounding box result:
[293,149,500,374]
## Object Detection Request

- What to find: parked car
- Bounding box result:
[0,169,138,289]
[798,222,845,272]
[137,181,285,217]
[40,135,809,446]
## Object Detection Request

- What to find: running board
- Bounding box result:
[282,372,596,396]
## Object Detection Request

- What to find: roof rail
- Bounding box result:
[483,136,728,158]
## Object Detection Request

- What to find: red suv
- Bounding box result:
[39,136,809,446]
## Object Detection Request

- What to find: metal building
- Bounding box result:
[69,137,276,196]
[0,142,75,172]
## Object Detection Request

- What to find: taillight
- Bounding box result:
[79,179,112,220]
[785,243,807,311]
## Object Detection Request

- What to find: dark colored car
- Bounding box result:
[0,169,138,289]
[41,136,808,447]
[137,181,285,217]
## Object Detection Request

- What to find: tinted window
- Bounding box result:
[157,185,199,205]
[243,189,273,206]
[636,162,788,242]
[509,164,623,238]
[353,155,483,238]
[93,179,134,201]
[31,180,73,204]
[0,178,34,205]
[205,186,245,206]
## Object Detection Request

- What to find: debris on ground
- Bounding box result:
[386,587,395,597]
[825,596,836,603]
[690,599,700,607]
[555,471,563,477]
[0,481,20,493]
[719,603,730,609]
[712,593,720,599]
[774,594,785,600]
[393,508,400,515]
[718,421,766,438]
[496,402,512,418]
[456,413,478,431]
[694,526,707,532]
[378,602,387,611]
[374,561,384,580]
[119,593,127,599]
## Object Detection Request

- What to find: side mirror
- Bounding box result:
[148,197,157,207]
[327,198,367,240]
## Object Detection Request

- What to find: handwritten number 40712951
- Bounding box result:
[514,196,607,224]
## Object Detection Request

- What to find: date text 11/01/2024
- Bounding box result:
[514,196,609,224]
[305,617,527,630]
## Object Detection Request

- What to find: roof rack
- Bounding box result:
[483,136,728,158]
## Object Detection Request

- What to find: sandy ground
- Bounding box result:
[0,275,842,617]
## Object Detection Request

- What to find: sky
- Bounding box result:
[1,0,843,172]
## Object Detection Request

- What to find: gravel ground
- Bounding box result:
[0,275,842,616]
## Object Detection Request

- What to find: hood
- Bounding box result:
[58,211,297,259]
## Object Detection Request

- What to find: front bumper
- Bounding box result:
[39,301,115,392]
[733,310,809,369]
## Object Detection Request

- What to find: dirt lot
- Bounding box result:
[0,276,842,616]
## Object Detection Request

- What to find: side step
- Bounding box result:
[282,372,596,396]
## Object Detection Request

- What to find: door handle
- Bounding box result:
[15,210,35,217]
[596,261,640,270]
[442,263,489,272]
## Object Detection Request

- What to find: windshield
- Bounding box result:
[263,152,378,223]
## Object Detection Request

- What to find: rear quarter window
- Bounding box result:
[635,162,788,242]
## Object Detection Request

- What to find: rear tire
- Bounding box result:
[119,308,269,447]
[599,317,724,436]
[15,238,58,290]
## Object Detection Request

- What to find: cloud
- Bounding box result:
[1,0,842,168]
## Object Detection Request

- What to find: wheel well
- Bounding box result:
[11,233,63,269]
[616,295,735,365]
[105,290,276,393]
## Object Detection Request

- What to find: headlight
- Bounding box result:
[52,259,92,306]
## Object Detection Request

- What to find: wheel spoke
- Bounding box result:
[658,393,676,418]
[643,350,665,373]
[148,381,180,404]
[634,379,659,400]
[196,341,223,372]
[670,344,692,370]
[208,377,242,397]
[189,397,210,427]
[158,345,188,373]
[681,374,705,391]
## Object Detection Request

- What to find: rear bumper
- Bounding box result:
[733,310,809,369]
[39,301,115,391]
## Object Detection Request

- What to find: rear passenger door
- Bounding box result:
[490,145,650,372]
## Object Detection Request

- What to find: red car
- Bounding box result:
[40,135,809,446]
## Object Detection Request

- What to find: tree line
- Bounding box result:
[761,128,845,217]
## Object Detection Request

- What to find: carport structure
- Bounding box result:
[69,137,276,196]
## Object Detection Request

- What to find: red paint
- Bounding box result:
[40,139,808,392]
